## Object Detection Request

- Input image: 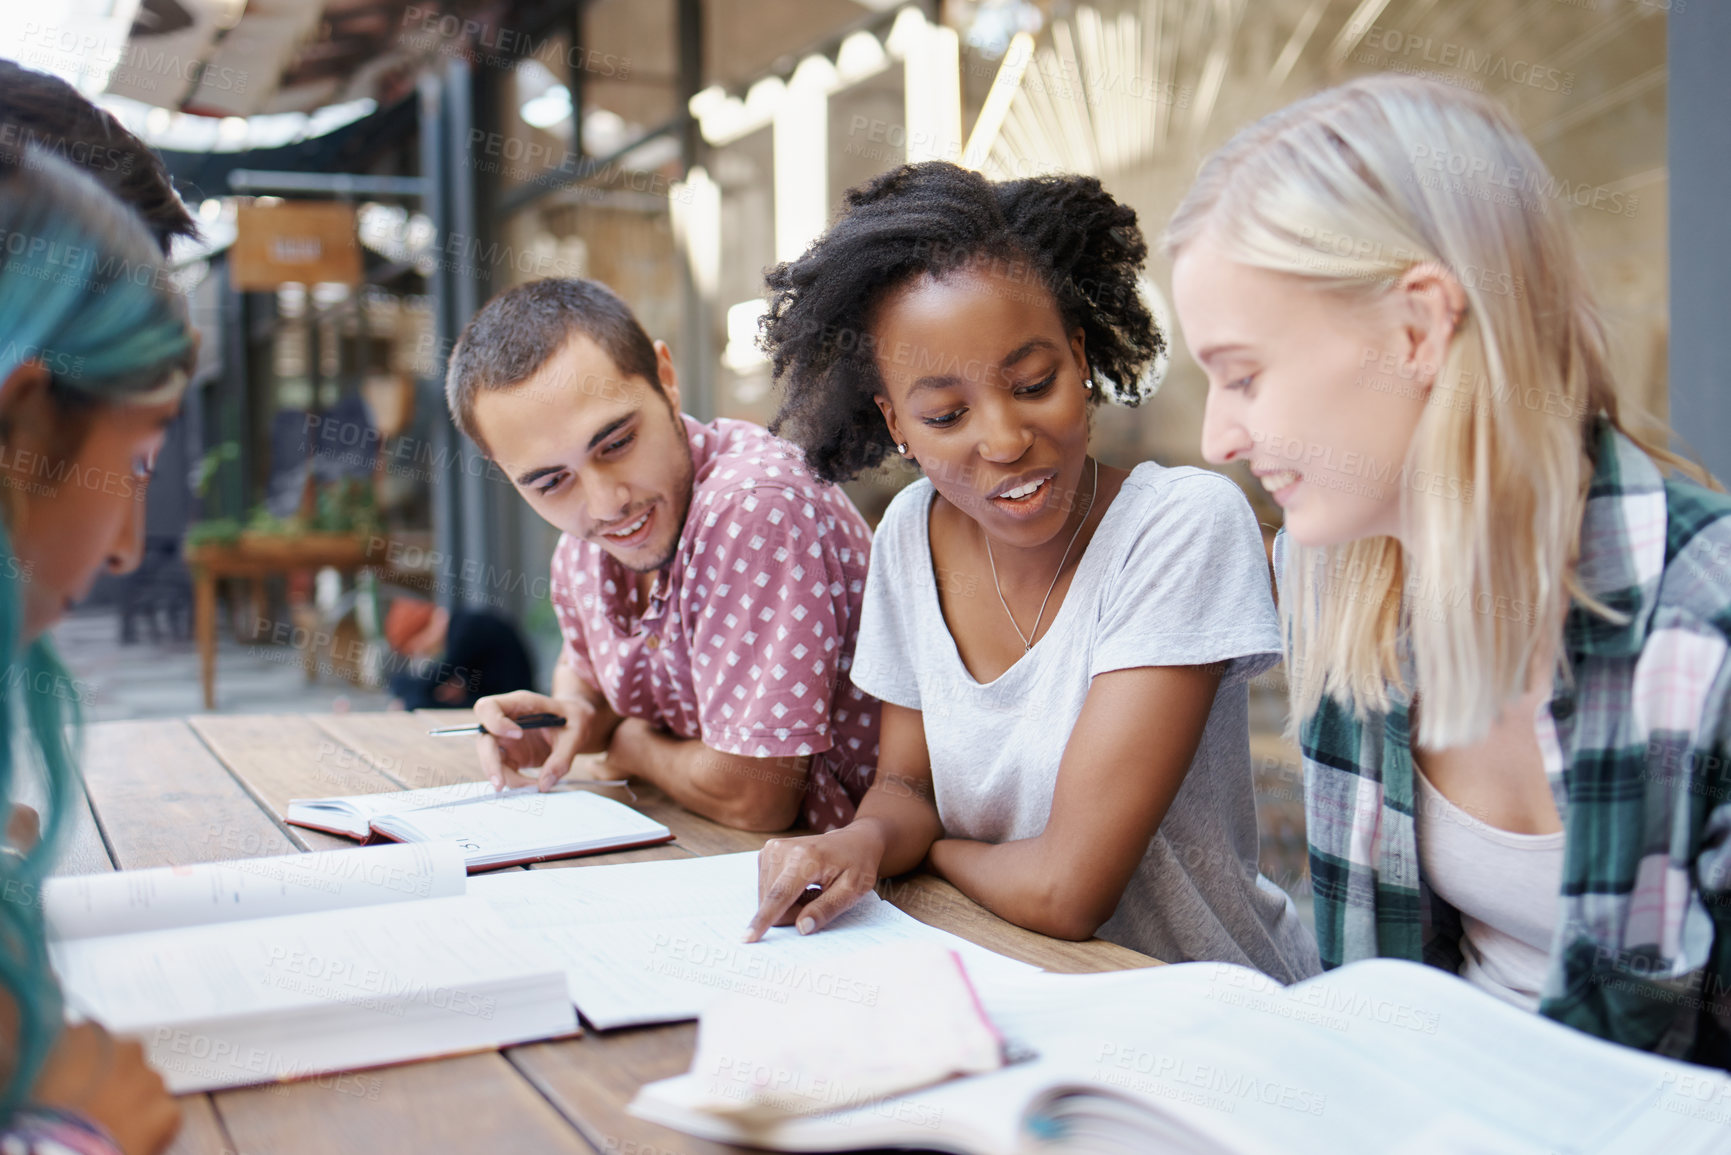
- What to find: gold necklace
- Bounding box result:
[984,456,1099,653]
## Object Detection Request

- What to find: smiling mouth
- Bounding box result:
[598,508,652,543]
[1257,469,1301,495]
[983,472,1059,522]
[998,477,1047,501]
[989,469,1057,503]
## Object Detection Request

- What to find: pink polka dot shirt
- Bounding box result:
[550,415,880,831]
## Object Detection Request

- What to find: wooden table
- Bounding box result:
[69,710,1158,1155]
[187,536,376,710]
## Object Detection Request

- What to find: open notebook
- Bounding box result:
[285,781,673,870]
[633,957,1731,1154]
[45,843,578,1093]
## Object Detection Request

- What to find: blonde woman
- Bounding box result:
[1164,75,1731,1066]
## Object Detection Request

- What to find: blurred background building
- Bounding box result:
[4,0,1720,893]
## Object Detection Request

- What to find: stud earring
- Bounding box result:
[1083,378,1094,392]
[896,442,909,455]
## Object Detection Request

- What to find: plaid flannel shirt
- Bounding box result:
[1287,418,1731,1067]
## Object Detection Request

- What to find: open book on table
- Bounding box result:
[632,955,1731,1154]
[467,850,1039,1029]
[285,780,673,870]
[45,842,578,1093]
[45,845,1035,1091]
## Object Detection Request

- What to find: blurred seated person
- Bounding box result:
[384,596,535,711]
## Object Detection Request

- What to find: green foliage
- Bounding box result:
[242,507,304,537]
[312,478,381,536]
[192,441,239,499]
[183,518,242,547]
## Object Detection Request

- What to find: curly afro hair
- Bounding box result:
[761,161,1165,484]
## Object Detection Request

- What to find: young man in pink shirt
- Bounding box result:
[445,278,879,832]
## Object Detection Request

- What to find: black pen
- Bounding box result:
[427,711,567,737]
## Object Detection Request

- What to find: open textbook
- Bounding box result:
[285,781,673,870]
[45,843,577,1093]
[632,957,1731,1155]
[45,845,1034,1091]
[468,851,1039,1029]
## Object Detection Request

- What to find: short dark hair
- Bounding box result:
[445,277,662,453]
[761,162,1164,484]
[0,60,199,256]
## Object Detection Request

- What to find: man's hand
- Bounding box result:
[32,1022,180,1155]
[472,690,618,791]
[744,824,885,942]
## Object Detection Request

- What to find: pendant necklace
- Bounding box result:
[984,455,1099,653]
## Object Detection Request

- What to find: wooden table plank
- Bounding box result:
[314,711,493,791]
[164,1097,232,1155]
[510,1029,738,1155]
[81,720,300,869]
[212,1051,592,1155]
[186,715,381,852]
[0,723,115,877]
[52,789,112,879]
[22,765,112,879]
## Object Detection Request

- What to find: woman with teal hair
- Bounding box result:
[0,143,193,1153]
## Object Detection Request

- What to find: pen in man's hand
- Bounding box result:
[427,711,566,737]
[442,711,631,791]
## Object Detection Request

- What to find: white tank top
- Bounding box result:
[1413,766,1566,1010]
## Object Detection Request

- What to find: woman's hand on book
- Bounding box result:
[32,1022,180,1155]
[473,690,617,791]
[745,825,885,942]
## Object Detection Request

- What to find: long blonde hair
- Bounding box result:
[1161,75,1710,748]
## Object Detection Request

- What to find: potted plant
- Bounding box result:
[185,442,243,555]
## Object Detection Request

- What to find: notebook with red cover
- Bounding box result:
[287,783,673,871]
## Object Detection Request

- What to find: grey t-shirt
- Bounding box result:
[850,462,1320,982]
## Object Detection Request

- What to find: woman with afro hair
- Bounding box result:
[744,161,1318,981]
